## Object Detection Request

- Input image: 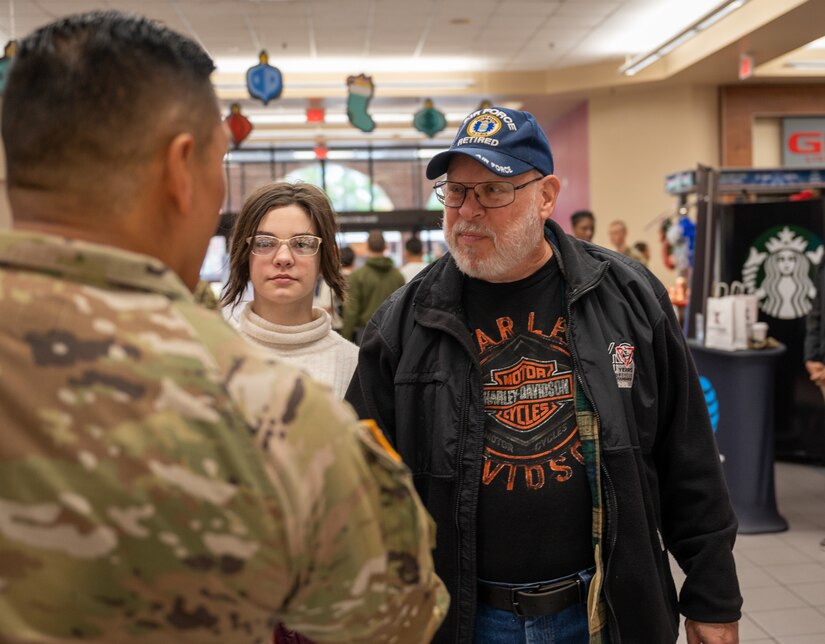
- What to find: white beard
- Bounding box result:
[444,202,545,281]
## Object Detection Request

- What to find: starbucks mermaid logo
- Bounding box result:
[742,225,823,320]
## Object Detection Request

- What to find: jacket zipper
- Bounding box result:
[566,281,621,644]
[453,364,472,643]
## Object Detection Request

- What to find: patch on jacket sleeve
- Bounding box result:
[608,341,635,389]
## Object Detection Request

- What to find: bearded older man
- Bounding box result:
[346,107,741,644]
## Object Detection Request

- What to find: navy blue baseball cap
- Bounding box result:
[426,106,554,179]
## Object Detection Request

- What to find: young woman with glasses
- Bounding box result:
[222,182,359,399]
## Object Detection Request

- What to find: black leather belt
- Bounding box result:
[477,577,585,617]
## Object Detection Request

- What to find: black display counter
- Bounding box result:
[688,341,788,534]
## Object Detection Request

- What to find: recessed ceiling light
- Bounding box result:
[449,18,471,25]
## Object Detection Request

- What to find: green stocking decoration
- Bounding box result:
[347,74,376,133]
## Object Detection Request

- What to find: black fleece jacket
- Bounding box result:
[346,220,742,643]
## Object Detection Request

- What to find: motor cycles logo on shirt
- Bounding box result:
[742,225,823,320]
[609,341,636,389]
[483,357,573,431]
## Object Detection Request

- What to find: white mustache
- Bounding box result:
[449,221,495,239]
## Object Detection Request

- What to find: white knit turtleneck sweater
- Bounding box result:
[233,303,359,399]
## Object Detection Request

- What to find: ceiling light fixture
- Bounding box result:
[619,0,749,77]
[783,60,825,70]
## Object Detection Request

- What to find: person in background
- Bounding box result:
[608,219,642,260]
[803,262,825,551]
[633,240,651,266]
[401,235,429,282]
[570,209,595,242]
[347,106,741,643]
[221,182,358,399]
[342,229,405,342]
[0,11,446,643]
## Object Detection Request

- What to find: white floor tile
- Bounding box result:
[743,585,807,612]
[749,607,825,637]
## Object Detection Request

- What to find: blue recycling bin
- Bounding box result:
[688,340,788,534]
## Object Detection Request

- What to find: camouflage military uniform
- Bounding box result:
[0,230,448,643]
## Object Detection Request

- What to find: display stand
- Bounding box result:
[688,340,788,534]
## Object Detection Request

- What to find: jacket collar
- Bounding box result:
[543,219,609,301]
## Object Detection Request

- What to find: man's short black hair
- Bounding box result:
[339,246,355,268]
[571,210,594,226]
[2,11,218,212]
[405,237,423,256]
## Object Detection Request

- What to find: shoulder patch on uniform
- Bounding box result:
[362,419,402,463]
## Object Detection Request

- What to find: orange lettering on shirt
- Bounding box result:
[525,464,545,490]
[548,456,573,482]
[527,311,549,339]
[570,439,585,465]
[475,329,499,353]
[482,459,507,485]
[550,316,567,340]
[496,317,515,342]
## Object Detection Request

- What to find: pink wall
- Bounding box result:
[541,101,590,234]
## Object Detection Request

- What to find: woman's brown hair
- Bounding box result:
[220,181,345,310]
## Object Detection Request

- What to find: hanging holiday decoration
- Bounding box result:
[225,103,253,148]
[413,98,447,138]
[314,143,328,160]
[306,106,325,124]
[346,73,375,132]
[246,50,283,105]
[0,40,17,96]
[660,211,696,272]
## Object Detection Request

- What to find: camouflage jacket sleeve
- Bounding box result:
[187,305,449,643]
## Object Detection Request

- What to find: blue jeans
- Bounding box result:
[473,568,593,644]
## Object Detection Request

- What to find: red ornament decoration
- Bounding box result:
[314,144,328,160]
[306,107,325,123]
[225,103,253,148]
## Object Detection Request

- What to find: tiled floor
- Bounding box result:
[673,462,825,643]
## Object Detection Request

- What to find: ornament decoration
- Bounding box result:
[346,73,376,132]
[0,40,17,96]
[306,107,325,124]
[246,50,283,105]
[225,103,253,148]
[413,98,447,138]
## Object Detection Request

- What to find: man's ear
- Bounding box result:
[538,175,561,221]
[164,132,196,217]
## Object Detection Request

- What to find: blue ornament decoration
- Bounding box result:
[699,376,719,433]
[247,50,283,105]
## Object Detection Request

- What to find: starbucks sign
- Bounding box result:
[742,225,823,320]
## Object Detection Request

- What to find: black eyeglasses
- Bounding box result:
[433,176,543,209]
[246,234,323,257]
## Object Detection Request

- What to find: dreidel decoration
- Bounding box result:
[247,50,283,105]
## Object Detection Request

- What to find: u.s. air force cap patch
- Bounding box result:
[426,106,555,179]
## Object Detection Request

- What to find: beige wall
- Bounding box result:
[752,117,782,167]
[588,84,720,285]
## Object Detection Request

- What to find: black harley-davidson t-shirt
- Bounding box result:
[464,257,594,583]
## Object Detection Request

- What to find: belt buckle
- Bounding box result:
[509,577,584,617]
[509,587,527,617]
